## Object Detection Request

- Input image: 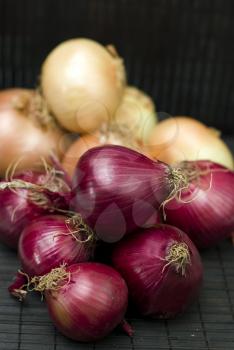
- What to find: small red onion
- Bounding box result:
[0,169,70,249]
[40,263,129,342]
[71,145,172,243]
[18,214,94,277]
[112,224,203,318]
[164,160,234,248]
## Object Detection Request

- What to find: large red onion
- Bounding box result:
[112,224,203,318]
[18,214,93,277]
[0,169,69,249]
[71,145,172,242]
[42,263,128,342]
[164,160,234,248]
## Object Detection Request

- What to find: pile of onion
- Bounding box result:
[112,224,203,318]
[0,88,67,176]
[147,116,234,169]
[3,36,234,344]
[41,39,126,133]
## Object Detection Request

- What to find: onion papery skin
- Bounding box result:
[45,263,128,342]
[0,170,65,249]
[41,38,126,133]
[164,160,234,248]
[112,224,203,318]
[71,145,171,242]
[19,215,93,277]
[0,88,66,176]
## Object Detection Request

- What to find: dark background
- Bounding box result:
[0,0,234,134]
[0,3,234,349]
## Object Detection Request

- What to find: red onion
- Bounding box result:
[71,145,172,242]
[18,214,94,277]
[164,160,234,248]
[36,263,129,342]
[112,224,203,318]
[0,169,70,249]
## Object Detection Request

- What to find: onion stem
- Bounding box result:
[29,264,70,294]
[163,242,191,276]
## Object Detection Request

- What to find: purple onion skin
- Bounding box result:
[0,171,49,249]
[19,215,93,277]
[112,224,203,318]
[164,160,234,248]
[45,263,128,342]
[71,145,171,243]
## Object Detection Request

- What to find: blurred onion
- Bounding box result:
[0,88,67,176]
[147,116,234,169]
[115,86,157,142]
[41,38,126,133]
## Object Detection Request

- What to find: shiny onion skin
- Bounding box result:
[94,210,162,265]
[71,145,171,242]
[0,170,69,249]
[0,88,66,176]
[164,160,234,248]
[45,263,128,342]
[19,215,93,277]
[112,225,203,318]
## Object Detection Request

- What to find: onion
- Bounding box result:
[147,116,234,169]
[0,169,70,249]
[41,39,126,133]
[114,86,157,143]
[112,224,203,318]
[71,145,172,242]
[18,214,94,277]
[62,123,148,178]
[0,88,67,176]
[31,263,128,342]
[164,160,234,248]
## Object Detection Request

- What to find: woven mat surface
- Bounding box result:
[0,233,234,350]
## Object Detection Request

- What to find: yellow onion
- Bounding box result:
[147,116,234,169]
[0,88,68,176]
[114,86,157,142]
[41,38,126,133]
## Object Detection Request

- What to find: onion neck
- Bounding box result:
[106,45,126,89]
[65,214,95,244]
[161,167,189,219]
[30,265,70,293]
[28,89,62,131]
[164,242,191,276]
[99,122,141,151]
